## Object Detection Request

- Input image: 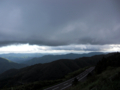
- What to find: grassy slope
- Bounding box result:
[67,66,120,90]
[66,53,120,90]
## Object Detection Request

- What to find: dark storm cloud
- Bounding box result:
[0,0,120,46]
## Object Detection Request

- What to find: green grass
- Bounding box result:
[1,57,12,62]
[66,66,120,90]
[64,66,89,80]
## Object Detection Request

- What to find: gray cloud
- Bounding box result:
[0,0,120,46]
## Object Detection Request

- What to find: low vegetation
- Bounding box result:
[66,52,120,90]
[67,67,120,90]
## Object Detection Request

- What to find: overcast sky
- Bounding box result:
[0,0,120,54]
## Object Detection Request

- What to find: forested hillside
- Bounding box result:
[0,57,26,74]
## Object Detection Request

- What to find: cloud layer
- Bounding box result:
[0,43,120,54]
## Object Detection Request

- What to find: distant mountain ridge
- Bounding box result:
[0,53,112,84]
[0,53,115,88]
[0,57,26,74]
[22,52,105,65]
[0,53,44,63]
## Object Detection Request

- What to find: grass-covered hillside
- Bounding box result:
[67,67,120,90]
[67,52,120,90]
